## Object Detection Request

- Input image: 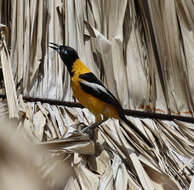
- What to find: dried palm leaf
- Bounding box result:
[0,0,194,190]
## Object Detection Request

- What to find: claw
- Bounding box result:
[81,125,96,139]
[82,124,98,133]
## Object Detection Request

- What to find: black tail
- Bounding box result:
[119,114,153,148]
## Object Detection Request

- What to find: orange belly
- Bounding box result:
[71,79,119,119]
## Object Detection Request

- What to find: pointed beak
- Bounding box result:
[49,42,60,52]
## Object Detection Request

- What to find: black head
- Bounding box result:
[49,42,79,75]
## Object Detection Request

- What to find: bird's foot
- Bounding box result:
[81,122,100,139]
[77,122,87,130]
[81,122,99,133]
[80,119,107,139]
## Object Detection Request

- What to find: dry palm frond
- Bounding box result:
[0,114,74,190]
[0,0,194,190]
[0,24,18,118]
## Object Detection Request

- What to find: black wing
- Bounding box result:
[79,72,122,110]
[79,72,103,86]
[80,73,152,147]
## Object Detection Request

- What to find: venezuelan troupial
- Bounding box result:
[49,43,152,148]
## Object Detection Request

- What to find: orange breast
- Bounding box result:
[72,76,118,119]
[71,59,119,119]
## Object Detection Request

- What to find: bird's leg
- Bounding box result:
[77,122,87,130]
[81,118,107,139]
[81,118,107,133]
[81,114,108,138]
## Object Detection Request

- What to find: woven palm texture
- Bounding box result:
[0,0,194,189]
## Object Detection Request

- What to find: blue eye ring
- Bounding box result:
[64,49,68,55]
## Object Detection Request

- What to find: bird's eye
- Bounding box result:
[63,50,68,55]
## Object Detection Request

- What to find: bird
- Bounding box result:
[49,42,152,148]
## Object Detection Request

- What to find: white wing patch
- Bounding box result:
[80,80,108,94]
[79,79,121,108]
